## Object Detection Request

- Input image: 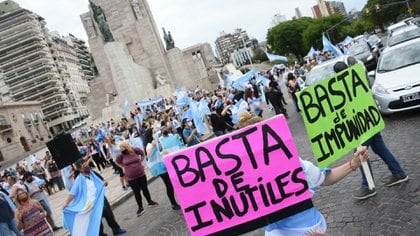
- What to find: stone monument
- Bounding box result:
[81,0,217,122]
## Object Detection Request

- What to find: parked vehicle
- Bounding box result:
[347,42,378,71]
[370,37,420,114]
[387,26,420,47]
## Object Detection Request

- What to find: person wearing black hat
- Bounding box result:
[333,60,408,200]
[63,159,127,236]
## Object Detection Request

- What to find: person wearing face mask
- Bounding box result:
[63,159,127,236]
[22,172,61,232]
[14,188,52,236]
[115,142,158,216]
[182,118,200,147]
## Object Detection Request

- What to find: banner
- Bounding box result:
[265,52,288,62]
[164,115,313,236]
[296,64,385,168]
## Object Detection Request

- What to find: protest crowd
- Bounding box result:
[0,43,409,235]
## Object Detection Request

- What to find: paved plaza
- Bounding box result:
[49,101,420,236]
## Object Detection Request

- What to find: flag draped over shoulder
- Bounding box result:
[147,145,167,177]
[322,34,343,57]
[63,172,105,236]
[265,51,288,62]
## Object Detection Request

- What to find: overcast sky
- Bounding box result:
[12,0,366,49]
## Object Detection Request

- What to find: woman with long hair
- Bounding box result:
[115,142,158,216]
[14,188,52,236]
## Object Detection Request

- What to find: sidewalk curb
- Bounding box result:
[110,175,159,210]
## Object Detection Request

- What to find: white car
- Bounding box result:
[370,37,420,114]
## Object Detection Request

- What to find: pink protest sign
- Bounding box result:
[164,115,313,236]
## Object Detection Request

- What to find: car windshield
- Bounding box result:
[388,27,420,47]
[378,41,420,72]
[348,43,369,56]
[305,62,337,86]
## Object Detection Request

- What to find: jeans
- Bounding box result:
[128,175,153,209]
[0,218,23,236]
[214,130,225,137]
[360,133,406,189]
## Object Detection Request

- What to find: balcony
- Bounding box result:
[11,77,58,96]
[43,106,69,118]
[0,10,28,25]
[42,99,67,110]
[6,69,54,86]
[79,58,90,65]
[0,124,12,133]
[0,19,37,34]
[2,56,52,74]
[16,85,64,101]
[0,33,44,52]
[41,92,66,102]
[6,63,55,85]
[0,40,44,58]
[0,48,49,67]
[0,25,41,45]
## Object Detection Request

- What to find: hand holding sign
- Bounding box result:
[357,146,375,190]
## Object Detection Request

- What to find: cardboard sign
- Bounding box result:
[297,64,385,168]
[164,115,313,236]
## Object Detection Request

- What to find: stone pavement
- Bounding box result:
[100,106,420,235]
[49,105,420,236]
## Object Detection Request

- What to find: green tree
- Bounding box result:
[267,17,313,60]
[340,18,375,38]
[252,47,268,63]
[302,15,349,51]
[363,0,408,30]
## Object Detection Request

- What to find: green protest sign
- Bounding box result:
[297,64,384,168]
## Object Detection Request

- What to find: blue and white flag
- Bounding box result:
[306,46,317,58]
[198,98,211,115]
[63,172,105,236]
[147,145,167,177]
[189,100,208,135]
[95,127,106,142]
[217,72,225,87]
[123,99,130,116]
[62,166,73,191]
[265,51,288,62]
[159,135,184,154]
[224,73,236,88]
[129,137,144,151]
[231,99,249,124]
[232,68,257,91]
[176,88,190,107]
[322,34,343,57]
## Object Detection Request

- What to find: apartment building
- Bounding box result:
[0,1,89,134]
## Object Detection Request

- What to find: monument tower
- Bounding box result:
[81,0,175,119]
[81,0,217,121]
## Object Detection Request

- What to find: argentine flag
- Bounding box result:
[63,172,105,236]
[265,51,288,62]
[159,134,184,155]
[322,34,343,57]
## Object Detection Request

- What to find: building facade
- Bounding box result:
[312,0,333,18]
[215,28,257,65]
[0,1,91,134]
[329,1,347,16]
[0,100,50,164]
[49,33,90,124]
[272,14,287,27]
[295,8,303,19]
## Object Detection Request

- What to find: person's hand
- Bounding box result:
[351,146,369,169]
[192,128,197,134]
[151,140,157,145]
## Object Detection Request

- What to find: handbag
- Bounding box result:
[147,145,167,176]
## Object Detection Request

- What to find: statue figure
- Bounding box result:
[162,27,175,50]
[89,0,114,42]
[154,72,167,86]
[131,0,142,19]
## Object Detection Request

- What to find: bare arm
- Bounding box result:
[33,200,47,218]
[322,147,368,186]
[15,210,23,230]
